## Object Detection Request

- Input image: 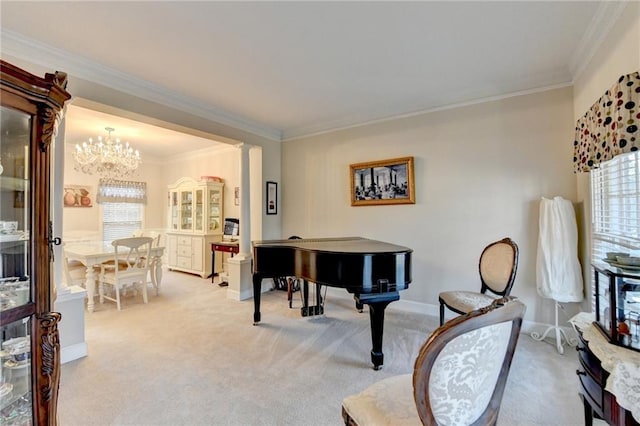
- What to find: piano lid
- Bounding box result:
[252,236,412,255]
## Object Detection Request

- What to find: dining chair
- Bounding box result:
[63,255,86,287]
[132,230,162,294]
[342,297,526,426]
[98,237,153,310]
[132,229,161,247]
[438,237,519,326]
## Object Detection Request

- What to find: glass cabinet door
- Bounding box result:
[170,192,178,230]
[180,190,193,231]
[0,105,33,425]
[1,317,32,424]
[208,188,221,232]
[194,189,203,232]
[0,105,31,312]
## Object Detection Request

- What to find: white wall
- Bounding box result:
[62,145,242,238]
[572,2,640,311]
[281,87,576,323]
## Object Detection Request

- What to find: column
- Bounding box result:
[227,143,253,300]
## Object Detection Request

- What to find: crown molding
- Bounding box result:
[164,142,239,164]
[1,29,283,142]
[282,82,573,142]
[568,1,630,82]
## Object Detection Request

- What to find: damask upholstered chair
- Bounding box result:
[341,297,526,426]
[438,237,518,326]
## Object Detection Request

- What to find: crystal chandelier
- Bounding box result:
[73,127,141,178]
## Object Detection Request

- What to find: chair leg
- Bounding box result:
[439,301,445,326]
[99,281,105,304]
[115,285,121,311]
[141,280,148,304]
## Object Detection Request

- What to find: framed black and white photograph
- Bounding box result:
[350,156,415,206]
[266,181,278,215]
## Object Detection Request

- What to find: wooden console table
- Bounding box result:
[210,241,239,285]
[572,314,639,426]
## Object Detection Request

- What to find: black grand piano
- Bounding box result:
[252,237,412,370]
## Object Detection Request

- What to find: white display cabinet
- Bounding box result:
[166,177,224,278]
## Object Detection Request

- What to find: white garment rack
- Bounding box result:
[531,301,577,354]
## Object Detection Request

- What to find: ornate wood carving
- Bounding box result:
[37,312,61,403]
[38,105,57,152]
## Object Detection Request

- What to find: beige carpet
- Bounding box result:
[58,270,584,425]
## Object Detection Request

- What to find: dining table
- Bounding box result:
[63,241,165,312]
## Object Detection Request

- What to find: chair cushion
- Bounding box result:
[342,374,421,426]
[439,291,496,314]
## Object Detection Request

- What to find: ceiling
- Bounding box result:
[0,1,624,151]
[63,105,223,161]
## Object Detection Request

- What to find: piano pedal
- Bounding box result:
[301,305,324,317]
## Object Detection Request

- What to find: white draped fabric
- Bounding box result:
[536,196,584,302]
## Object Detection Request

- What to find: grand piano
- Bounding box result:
[252,237,412,370]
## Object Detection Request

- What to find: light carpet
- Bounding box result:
[58,270,583,425]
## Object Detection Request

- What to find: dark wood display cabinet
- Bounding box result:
[592,262,640,351]
[0,60,71,425]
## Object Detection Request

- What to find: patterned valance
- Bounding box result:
[573,71,639,173]
[97,179,147,204]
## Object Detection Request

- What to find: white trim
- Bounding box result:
[229,280,271,301]
[568,1,630,82]
[282,82,573,141]
[61,342,88,364]
[1,29,282,142]
[324,287,576,338]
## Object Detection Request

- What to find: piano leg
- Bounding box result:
[356,292,400,370]
[253,273,262,325]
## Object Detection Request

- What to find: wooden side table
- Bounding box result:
[210,241,239,285]
[575,327,639,426]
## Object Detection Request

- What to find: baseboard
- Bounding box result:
[229,280,272,301]
[324,287,577,337]
[61,342,88,364]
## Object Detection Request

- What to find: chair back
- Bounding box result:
[413,297,525,426]
[479,237,518,296]
[132,230,161,247]
[112,237,153,275]
[62,256,85,286]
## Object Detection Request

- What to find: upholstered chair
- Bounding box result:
[438,237,518,326]
[342,297,526,426]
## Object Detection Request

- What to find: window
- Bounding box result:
[590,151,640,260]
[97,179,147,242]
[102,202,143,242]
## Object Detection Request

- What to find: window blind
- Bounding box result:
[98,179,147,242]
[102,202,143,242]
[591,151,640,256]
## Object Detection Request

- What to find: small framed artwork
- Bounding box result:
[63,185,93,207]
[266,181,277,215]
[350,156,415,206]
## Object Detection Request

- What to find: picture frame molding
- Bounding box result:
[350,156,415,206]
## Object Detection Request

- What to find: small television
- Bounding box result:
[223,218,239,241]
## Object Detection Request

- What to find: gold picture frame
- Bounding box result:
[350,156,415,206]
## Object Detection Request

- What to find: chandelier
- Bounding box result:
[73,127,141,178]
